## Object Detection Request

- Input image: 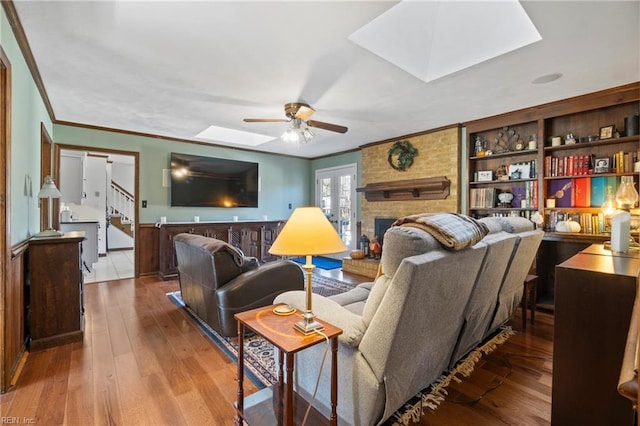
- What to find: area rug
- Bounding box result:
[167,275,514,425]
[291,256,342,270]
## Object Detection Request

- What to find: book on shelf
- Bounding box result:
[545,155,593,177]
[484,210,537,220]
[605,176,619,195]
[591,177,606,207]
[613,150,640,173]
[546,210,605,234]
[470,187,495,209]
[573,177,591,207]
[512,186,526,208]
[548,178,573,207]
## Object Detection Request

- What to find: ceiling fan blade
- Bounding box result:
[306,120,348,134]
[294,105,315,121]
[243,118,289,123]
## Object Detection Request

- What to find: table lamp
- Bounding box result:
[36,175,63,237]
[269,206,347,334]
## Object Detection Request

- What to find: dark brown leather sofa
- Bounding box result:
[173,233,304,337]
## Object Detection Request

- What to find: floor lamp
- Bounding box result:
[36,175,63,237]
[268,207,347,334]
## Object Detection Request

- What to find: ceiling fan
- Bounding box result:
[243,102,348,143]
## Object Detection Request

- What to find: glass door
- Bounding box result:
[315,164,357,252]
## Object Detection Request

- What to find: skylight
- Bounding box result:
[348,0,542,83]
[195,125,274,146]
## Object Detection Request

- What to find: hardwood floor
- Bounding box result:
[0,271,552,425]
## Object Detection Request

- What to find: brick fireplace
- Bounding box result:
[374,217,396,246]
[359,125,461,239]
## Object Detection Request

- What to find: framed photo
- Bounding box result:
[599,125,614,140]
[593,157,610,174]
[477,170,493,182]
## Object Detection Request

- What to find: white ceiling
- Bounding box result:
[12,1,640,159]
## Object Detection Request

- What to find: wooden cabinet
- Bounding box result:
[60,220,99,271]
[465,82,640,308]
[552,244,637,425]
[28,232,84,351]
[157,220,283,279]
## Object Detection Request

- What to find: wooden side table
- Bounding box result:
[234,305,342,426]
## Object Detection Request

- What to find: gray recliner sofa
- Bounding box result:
[174,233,304,337]
[274,214,543,425]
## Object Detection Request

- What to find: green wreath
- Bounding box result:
[387,140,418,171]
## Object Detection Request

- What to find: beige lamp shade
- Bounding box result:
[37,175,62,199]
[269,207,347,256]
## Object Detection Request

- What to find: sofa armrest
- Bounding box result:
[216,260,304,309]
[241,257,260,272]
[274,291,367,347]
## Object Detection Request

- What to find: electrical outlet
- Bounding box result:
[142,200,147,208]
[288,203,292,209]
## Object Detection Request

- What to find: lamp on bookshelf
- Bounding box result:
[601,186,617,232]
[615,176,638,211]
[604,176,639,253]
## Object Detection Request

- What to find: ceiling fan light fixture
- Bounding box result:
[282,127,300,143]
[302,127,314,143]
[281,118,314,144]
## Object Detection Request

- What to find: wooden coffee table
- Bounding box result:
[234,305,342,426]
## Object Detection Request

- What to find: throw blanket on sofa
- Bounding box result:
[392,213,489,251]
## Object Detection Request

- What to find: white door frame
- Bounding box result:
[315,163,357,252]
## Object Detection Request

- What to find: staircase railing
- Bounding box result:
[110,180,134,223]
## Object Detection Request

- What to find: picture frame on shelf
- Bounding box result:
[594,157,610,174]
[599,125,614,140]
[477,170,493,182]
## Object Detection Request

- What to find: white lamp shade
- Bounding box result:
[269,207,347,256]
[37,176,62,199]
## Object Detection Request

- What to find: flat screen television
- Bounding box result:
[170,153,259,207]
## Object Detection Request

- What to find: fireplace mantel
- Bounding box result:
[356,176,450,202]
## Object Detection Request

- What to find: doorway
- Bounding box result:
[315,164,357,252]
[54,144,139,283]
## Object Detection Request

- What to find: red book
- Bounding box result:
[567,156,574,176]
[573,177,591,207]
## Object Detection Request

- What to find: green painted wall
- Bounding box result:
[53,125,312,223]
[2,8,53,245]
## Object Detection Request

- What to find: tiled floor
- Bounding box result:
[84,249,134,283]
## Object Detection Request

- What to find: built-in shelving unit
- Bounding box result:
[464,82,640,309]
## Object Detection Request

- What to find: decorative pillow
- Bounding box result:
[392,213,489,251]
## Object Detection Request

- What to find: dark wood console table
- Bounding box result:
[234,305,342,425]
[157,220,283,279]
[552,244,639,425]
[28,232,85,351]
